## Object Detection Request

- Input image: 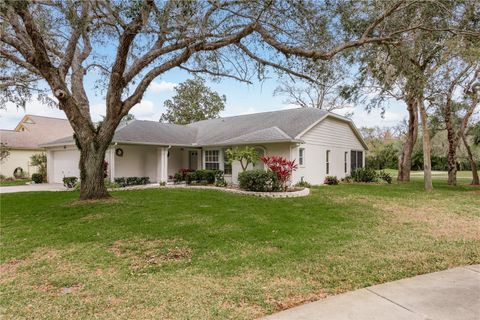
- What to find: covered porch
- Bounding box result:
[107,144,202,183]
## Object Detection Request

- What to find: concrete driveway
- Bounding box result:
[262,265,480,320]
[0,183,67,194]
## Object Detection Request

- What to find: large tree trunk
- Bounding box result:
[78,140,110,200]
[462,133,480,185]
[419,102,433,191]
[398,98,419,182]
[444,105,458,186]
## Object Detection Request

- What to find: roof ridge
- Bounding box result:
[271,126,292,139]
[24,114,69,121]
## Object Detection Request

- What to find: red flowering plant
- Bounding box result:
[260,156,298,191]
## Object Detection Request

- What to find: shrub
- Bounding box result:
[173,172,183,183]
[196,170,216,184]
[31,173,44,184]
[378,170,393,184]
[261,156,298,191]
[63,176,78,188]
[185,172,197,185]
[350,168,378,183]
[30,153,47,181]
[214,170,227,187]
[294,177,311,188]
[238,170,281,192]
[324,176,339,185]
[114,177,127,187]
[114,176,150,187]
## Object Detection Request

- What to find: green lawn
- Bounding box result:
[1,179,479,319]
[0,179,29,187]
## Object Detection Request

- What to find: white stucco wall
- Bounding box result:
[113,144,158,182]
[0,149,40,178]
[168,147,184,177]
[292,117,366,185]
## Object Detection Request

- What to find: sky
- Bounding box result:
[0,67,407,130]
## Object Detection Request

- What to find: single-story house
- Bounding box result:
[0,115,73,178]
[41,108,367,185]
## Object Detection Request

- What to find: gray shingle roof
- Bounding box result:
[114,120,197,145]
[188,108,329,145]
[42,108,354,147]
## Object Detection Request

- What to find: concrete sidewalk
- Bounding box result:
[0,183,67,194]
[263,265,480,320]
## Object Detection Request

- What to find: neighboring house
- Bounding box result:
[42,108,367,185]
[0,115,73,178]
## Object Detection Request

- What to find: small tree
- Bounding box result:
[225,147,259,172]
[160,78,226,125]
[0,143,10,163]
[261,156,298,191]
[30,153,47,181]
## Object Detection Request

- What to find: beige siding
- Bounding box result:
[0,149,41,178]
[302,117,364,149]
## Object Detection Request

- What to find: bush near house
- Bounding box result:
[238,170,281,192]
[177,169,223,185]
[114,177,150,187]
[348,168,392,184]
[30,153,47,182]
[350,168,378,183]
[31,173,44,184]
[260,156,298,191]
[324,176,339,185]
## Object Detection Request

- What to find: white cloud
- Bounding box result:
[90,99,162,121]
[351,108,406,128]
[0,97,66,130]
[148,80,177,93]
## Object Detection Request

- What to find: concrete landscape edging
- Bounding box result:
[110,183,310,198]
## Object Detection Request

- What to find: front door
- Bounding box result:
[189,151,198,170]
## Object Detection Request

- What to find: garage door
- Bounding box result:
[53,149,80,183]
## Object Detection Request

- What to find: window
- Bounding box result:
[205,150,219,170]
[344,151,348,173]
[222,149,232,174]
[326,150,330,174]
[350,150,364,171]
[299,148,305,166]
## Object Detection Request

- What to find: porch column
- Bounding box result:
[46,150,54,183]
[157,147,168,183]
[109,147,115,183]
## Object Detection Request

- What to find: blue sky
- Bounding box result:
[0,67,407,130]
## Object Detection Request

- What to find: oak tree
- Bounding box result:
[160,78,225,124]
[0,0,463,199]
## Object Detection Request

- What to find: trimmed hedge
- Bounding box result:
[31,173,44,184]
[180,169,222,185]
[114,176,150,187]
[238,170,281,192]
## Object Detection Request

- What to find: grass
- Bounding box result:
[1,175,479,319]
[0,178,29,187]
